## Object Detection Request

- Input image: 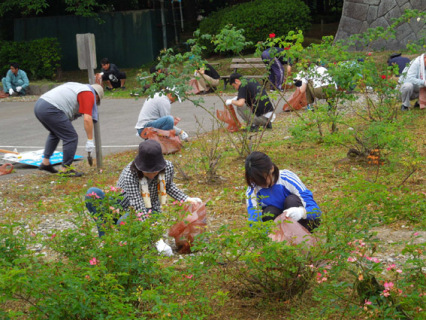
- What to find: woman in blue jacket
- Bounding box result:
[245,151,321,232]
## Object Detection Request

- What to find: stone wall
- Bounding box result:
[335,0,425,50]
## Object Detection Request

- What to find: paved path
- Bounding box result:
[0,94,286,178]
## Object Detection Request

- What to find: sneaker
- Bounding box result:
[179,131,189,141]
[58,169,84,177]
[248,125,259,132]
[39,163,58,174]
[106,87,113,91]
[413,101,420,108]
[265,122,272,129]
[120,86,126,90]
[401,105,409,111]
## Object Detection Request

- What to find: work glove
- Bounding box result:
[155,239,173,256]
[225,99,233,106]
[284,207,307,221]
[186,197,202,203]
[85,139,95,152]
[100,72,104,76]
[16,86,22,92]
[8,88,14,95]
[194,71,198,76]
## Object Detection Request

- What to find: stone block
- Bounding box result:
[370,16,391,29]
[386,6,402,21]
[367,6,378,24]
[395,23,415,40]
[344,2,369,20]
[411,0,426,11]
[395,0,409,7]
[408,19,426,34]
[378,0,397,17]
[340,16,364,34]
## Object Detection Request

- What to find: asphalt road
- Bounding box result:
[1,93,286,179]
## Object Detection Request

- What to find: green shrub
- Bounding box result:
[199,0,311,54]
[0,38,61,80]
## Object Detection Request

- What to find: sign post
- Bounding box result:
[76,33,103,168]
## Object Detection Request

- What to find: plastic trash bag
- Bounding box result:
[140,127,183,155]
[283,87,308,112]
[268,214,317,247]
[169,202,207,254]
[419,87,426,109]
[216,104,242,132]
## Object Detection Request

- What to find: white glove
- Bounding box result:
[285,207,307,221]
[85,139,95,152]
[16,86,22,92]
[100,72,104,76]
[225,99,234,106]
[155,239,173,256]
[8,88,14,95]
[186,197,202,203]
[194,71,198,76]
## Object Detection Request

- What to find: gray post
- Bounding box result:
[76,33,103,169]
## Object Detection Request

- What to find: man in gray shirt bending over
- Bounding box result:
[135,88,188,141]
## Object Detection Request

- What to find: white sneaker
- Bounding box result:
[179,131,189,142]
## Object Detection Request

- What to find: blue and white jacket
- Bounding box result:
[246,169,321,223]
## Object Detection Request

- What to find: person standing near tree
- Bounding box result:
[34,82,104,177]
[244,151,321,232]
[2,63,29,96]
[99,58,126,90]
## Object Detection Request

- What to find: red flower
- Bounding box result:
[284,46,291,50]
[269,33,275,38]
[380,75,387,79]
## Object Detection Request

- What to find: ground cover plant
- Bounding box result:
[0,9,425,320]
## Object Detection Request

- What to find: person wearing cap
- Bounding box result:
[135,88,189,141]
[225,73,275,132]
[85,140,202,239]
[34,82,104,177]
[193,63,220,94]
[398,53,426,111]
[2,62,30,96]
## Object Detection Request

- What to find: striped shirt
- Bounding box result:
[117,160,188,220]
[246,169,321,223]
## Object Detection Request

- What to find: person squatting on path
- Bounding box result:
[261,47,292,92]
[399,53,426,111]
[85,140,202,241]
[34,82,104,177]
[2,62,29,96]
[100,58,127,90]
[226,73,275,132]
[244,151,321,232]
[193,63,220,94]
[293,63,337,108]
[135,88,189,141]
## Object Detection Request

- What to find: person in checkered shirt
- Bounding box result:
[85,140,202,237]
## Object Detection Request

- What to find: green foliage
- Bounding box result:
[0,189,224,319]
[0,38,61,79]
[199,0,311,55]
[192,222,319,300]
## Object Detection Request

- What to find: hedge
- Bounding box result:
[199,0,311,54]
[0,38,61,80]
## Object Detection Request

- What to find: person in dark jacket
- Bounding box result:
[387,53,410,77]
[100,58,126,90]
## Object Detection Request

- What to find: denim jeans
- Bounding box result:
[85,187,129,237]
[137,115,174,136]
